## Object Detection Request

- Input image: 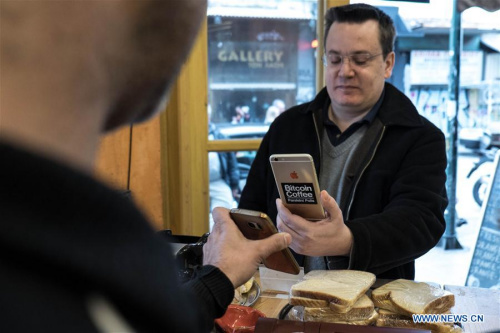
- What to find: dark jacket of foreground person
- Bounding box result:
[0,142,233,332]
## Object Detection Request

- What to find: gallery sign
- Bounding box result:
[209,41,296,85]
[217,49,285,69]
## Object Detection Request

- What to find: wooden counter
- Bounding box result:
[250,272,500,332]
[251,272,290,318]
[253,292,289,319]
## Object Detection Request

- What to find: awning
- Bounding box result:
[458,0,500,12]
[481,33,500,52]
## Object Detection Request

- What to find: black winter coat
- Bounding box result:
[0,142,234,332]
[239,83,448,280]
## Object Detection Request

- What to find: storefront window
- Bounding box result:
[206,0,318,225]
[208,149,257,229]
[207,0,318,131]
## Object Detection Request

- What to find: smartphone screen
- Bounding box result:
[269,153,325,221]
[230,208,300,275]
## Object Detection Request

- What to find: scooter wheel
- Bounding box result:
[472,175,490,207]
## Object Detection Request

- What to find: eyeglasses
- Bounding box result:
[323,52,383,68]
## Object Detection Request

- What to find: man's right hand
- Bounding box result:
[276,190,353,257]
[203,207,292,288]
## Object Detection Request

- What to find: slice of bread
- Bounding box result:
[376,317,461,333]
[292,293,374,314]
[334,294,374,317]
[371,279,455,316]
[335,309,379,326]
[305,308,379,325]
[303,295,375,321]
[289,296,329,308]
[378,308,451,319]
[328,301,354,314]
[290,270,376,311]
[376,307,461,332]
[377,308,408,320]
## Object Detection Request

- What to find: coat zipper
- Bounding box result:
[312,111,322,163]
[346,125,387,220]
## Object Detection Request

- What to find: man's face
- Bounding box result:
[324,20,394,115]
[103,0,207,131]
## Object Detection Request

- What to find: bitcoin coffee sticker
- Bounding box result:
[281,183,317,204]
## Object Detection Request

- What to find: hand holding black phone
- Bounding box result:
[229,208,300,275]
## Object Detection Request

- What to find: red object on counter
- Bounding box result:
[215,304,266,333]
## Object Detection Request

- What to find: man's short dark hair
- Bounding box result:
[324,3,396,57]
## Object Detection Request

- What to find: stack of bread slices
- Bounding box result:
[372,279,461,332]
[289,270,378,325]
[288,271,461,332]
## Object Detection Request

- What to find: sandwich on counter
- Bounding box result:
[286,270,462,333]
[288,270,378,325]
[372,279,461,333]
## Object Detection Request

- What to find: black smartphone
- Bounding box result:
[229,208,300,275]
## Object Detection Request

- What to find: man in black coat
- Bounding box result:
[240,4,448,280]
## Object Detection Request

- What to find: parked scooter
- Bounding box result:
[467,133,498,207]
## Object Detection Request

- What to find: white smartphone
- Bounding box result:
[269,153,325,221]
